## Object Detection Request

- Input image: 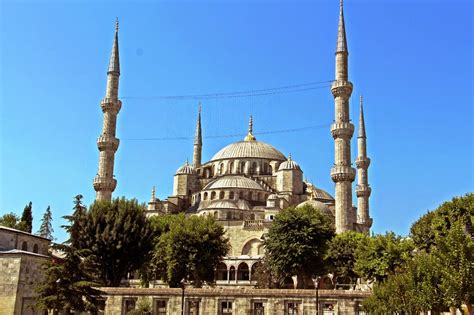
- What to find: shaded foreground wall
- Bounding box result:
[100,287,370,315]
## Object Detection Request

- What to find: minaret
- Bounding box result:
[355,96,371,230]
[192,103,202,168]
[330,0,356,233]
[93,19,122,202]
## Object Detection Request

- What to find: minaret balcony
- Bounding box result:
[331,80,353,97]
[355,157,371,168]
[93,176,117,192]
[330,166,355,182]
[100,98,122,114]
[331,122,354,139]
[356,185,372,197]
[97,135,120,152]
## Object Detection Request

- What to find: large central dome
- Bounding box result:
[211,140,286,162]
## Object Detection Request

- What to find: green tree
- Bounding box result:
[151,214,230,288]
[37,206,54,240]
[69,197,154,287]
[410,194,473,251]
[35,244,103,314]
[326,231,367,287]
[363,252,445,314]
[264,205,335,289]
[0,212,21,229]
[354,232,413,282]
[19,201,33,233]
[433,220,474,314]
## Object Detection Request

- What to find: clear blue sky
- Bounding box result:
[0,0,472,242]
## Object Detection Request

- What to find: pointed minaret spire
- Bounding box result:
[192,103,202,168]
[356,95,371,232]
[244,115,256,141]
[336,0,348,53]
[358,95,366,138]
[108,17,120,75]
[94,20,123,201]
[331,0,355,233]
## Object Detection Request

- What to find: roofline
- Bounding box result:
[0,226,51,241]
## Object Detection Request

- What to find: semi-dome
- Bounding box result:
[203,175,265,191]
[278,155,301,171]
[176,161,195,175]
[296,199,332,216]
[311,188,334,201]
[211,140,286,162]
[205,199,252,211]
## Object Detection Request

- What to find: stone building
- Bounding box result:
[0,226,51,315]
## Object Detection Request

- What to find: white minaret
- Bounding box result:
[330,0,356,233]
[192,104,202,168]
[356,96,371,231]
[93,19,122,201]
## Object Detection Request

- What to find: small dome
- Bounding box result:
[297,200,331,216]
[176,161,195,175]
[278,155,301,171]
[203,175,265,191]
[202,199,251,211]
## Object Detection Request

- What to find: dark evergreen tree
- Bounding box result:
[35,244,103,314]
[69,197,154,287]
[19,201,33,233]
[37,206,54,240]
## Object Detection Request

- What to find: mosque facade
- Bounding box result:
[93,0,372,288]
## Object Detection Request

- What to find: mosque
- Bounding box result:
[92,0,372,287]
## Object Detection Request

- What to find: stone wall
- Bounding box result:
[100,287,370,315]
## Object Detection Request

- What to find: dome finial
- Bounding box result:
[288,153,292,161]
[115,17,119,32]
[244,114,256,141]
[151,186,156,200]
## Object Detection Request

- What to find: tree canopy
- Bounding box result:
[0,212,22,229]
[150,213,230,288]
[67,197,154,287]
[264,205,335,289]
[326,231,367,287]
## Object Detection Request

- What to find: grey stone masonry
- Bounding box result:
[94,19,122,202]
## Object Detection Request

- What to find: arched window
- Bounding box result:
[239,191,244,199]
[229,162,234,174]
[250,213,255,220]
[219,191,225,199]
[33,244,39,253]
[239,212,244,220]
[240,162,245,173]
[21,241,27,251]
[216,262,228,281]
[219,163,224,175]
[269,165,273,174]
[229,191,235,199]
[226,211,232,220]
[237,262,250,281]
[214,212,219,220]
[251,162,257,174]
[248,191,253,200]
[203,192,208,200]
[211,191,216,200]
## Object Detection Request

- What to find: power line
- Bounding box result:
[121,80,332,101]
[122,123,331,141]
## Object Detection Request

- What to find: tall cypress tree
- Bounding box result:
[20,201,33,233]
[38,206,54,240]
